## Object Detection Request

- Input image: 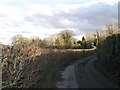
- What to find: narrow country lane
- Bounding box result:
[55,56,118,88]
[56,63,79,88]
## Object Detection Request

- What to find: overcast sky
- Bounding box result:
[0,0,118,45]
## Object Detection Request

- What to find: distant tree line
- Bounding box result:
[11,30,93,49]
[11,22,118,49]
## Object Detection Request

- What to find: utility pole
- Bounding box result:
[118,1,120,33]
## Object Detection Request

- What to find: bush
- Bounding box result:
[71,44,81,49]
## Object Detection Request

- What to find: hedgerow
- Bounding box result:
[96,34,120,83]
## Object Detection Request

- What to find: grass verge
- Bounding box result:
[94,59,120,87]
[35,61,65,88]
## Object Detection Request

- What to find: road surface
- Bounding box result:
[55,56,118,88]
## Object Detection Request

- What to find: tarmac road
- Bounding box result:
[55,56,118,88]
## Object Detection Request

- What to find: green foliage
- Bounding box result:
[77,38,92,49]
[55,39,61,48]
[77,36,87,49]
[60,30,75,49]
[82,36,85,41]
[71,43,81,49]
[77,40,82,44]
[96,30,100,38]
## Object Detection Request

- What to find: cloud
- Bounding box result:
[0,0,119,45]
[24,2,117,33]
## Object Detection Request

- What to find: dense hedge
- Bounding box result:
[96,34,120,80]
